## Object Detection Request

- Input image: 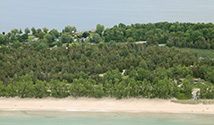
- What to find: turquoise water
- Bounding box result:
[1,0,214,32]
[0,111,214,125]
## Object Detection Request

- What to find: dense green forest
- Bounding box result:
[1,22,214,99]
[0,43,214,99]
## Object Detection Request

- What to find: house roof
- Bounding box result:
[158,44,166,47]
[91,29,96,33]
[135,41,147,44]
[179,78,201,81]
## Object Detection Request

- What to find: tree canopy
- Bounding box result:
[1,22,214,99]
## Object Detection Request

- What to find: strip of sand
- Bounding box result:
[0,97,214,114]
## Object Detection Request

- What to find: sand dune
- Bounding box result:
[0,97,214,114]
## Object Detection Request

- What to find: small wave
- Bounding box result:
[65,109,109,112]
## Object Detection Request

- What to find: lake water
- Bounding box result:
[1,0,214,33]
[0,111,214,125]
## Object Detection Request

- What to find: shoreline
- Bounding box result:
[0,97,214,114]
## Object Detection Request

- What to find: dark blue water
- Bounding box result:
[1,0,214,32]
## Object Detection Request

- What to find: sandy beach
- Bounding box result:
[0,97,214,114]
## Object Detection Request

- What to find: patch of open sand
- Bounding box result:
[0,97,214,114]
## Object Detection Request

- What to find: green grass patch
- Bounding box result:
[28,35,35,39]
[177,48,214,58]
[122,75,129,80]
[27,35,35,42]
[171,100,214,105]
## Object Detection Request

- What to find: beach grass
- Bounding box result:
[171,100,214,105]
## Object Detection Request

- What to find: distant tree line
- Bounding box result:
[2,22,214,50]
[103,22,214,49]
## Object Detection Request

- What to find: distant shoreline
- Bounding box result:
[0,97,214,114]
